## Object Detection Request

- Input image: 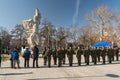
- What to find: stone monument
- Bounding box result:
[22,8,41,49]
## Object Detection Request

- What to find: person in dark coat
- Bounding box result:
[23,47,31,68]
[32,45,39,68]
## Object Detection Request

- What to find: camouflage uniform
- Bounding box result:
[62,48,67,64]
[57,47,63,67]
[93,47,97,65]
[67,47,74,66]
[42,47,47,65]
[114,48,119,61]
[84,48,90,65]
[76,47,82,66]
[111,48,114,61]
[44,48,52,68]
[107,48,113,64]
[97,48,101,62]
[90,49,94,62]
[52,48,57,65]
[101,47,106,64]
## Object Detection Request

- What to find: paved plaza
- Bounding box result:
[1,55,120,80]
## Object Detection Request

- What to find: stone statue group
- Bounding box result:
[23,8,41,49]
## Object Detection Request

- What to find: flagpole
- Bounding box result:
[55,27,58,48]
[48,26,50,48]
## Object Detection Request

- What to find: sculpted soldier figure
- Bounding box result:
[23,8,41,49]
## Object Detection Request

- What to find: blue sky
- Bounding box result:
[0,0,120,32]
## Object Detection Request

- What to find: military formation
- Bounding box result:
[1,45,119,69]
[42,46,120,68]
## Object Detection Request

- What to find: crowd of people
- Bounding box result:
[1,45,120,69]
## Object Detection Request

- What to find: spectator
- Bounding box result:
[32,45,39,68]
[11,47,20,69]
[23,47,31,68]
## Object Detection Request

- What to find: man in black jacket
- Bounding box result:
[32,45,39,68]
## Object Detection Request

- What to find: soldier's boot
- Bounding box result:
[109,60,112,63]
[58,63,62,67]
[43,59,45,65]
[98,57,100,62]
[78,62,81,66]
[94,61,96,65]
[63,59,65,64]
[112,57,114,61]
[70,64,72,66]
[69,62,72,66]
[86,62,89,65]
[48,63,51,68]
[117,56,119,61]
[54,61,57,65]
[103,61,105,64]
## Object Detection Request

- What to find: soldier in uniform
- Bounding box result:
[107,47,113,64]
[93,47,97,65]
[114,48,119,61]
[101,47,106,64]
[62,47,67,64]
[111,48,115,61]
[57,47,63,67]
[67,47,74,66]
[44,47,52,68]
[97,48,101,62]
[90,48,94,63]
[52,47,57,65]
[76,46,82,66]
[42,47,47,65]
[84,47,90,65]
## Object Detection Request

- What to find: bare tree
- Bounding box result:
[78,25,99,47]
[86,6,114,41]
[11,24,26,46]
[39,19,55,48]
[0,27,11,49]
[67,25,81,47]
[57,27,68,47]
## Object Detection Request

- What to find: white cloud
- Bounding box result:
[72,0,80,25]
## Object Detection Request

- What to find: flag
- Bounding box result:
[48,26,51,35]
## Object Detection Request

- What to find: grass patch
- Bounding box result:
[1,54,10,62]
